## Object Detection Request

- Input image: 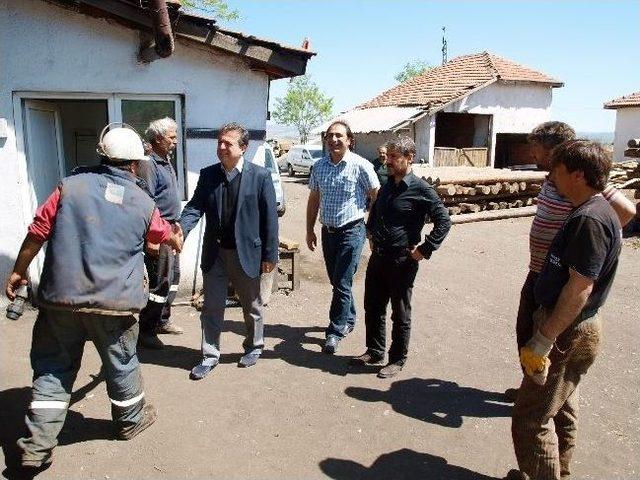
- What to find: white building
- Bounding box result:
[0,0,313,306]
[319,52,562,168]
[604,91,640,163]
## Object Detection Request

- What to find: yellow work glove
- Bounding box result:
[520,330,554,385]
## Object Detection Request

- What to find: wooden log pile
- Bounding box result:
[414,166,546,219]
[609,159,640,199]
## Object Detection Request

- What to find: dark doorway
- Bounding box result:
[494,133,536,169]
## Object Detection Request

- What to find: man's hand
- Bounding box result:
[307,231,317,251]
[145,242,160,257]
[6,273,27,301]
[261,261,276,274]
[167,223,184,253]
[409,246,424,262]
[520,329,554,385]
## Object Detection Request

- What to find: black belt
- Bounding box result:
[373,245,411,258]
[322,218,363,234]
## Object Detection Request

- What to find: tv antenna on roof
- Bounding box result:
[442,26,448,65]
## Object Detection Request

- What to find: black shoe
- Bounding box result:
[377,362,404,378]
[349,351,384,366]
[238,353,260,368]
[504,387,519,403]
[190,362,216,380]
[156,321,184,335]
[323,336,340,354]
[138,334,164,350]
[116,403,157,440]
[504,469,530,480]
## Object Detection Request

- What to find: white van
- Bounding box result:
[286,144,324,176]
[251,143,286,217]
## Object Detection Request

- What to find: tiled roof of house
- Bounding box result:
[604,91,640,109]
[358,51,562,111]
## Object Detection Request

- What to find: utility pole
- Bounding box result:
[442,26,448,65]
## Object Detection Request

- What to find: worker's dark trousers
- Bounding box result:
[512,308,602,480]
[139,244,180,335]
[19,309,146,465]
[363,251,419,364]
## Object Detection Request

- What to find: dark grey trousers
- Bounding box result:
[199,248,264,366]
[19,309,146,464]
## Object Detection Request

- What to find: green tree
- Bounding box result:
[394,60,432,83]
[273,76,333,144]
[180,0,239,21]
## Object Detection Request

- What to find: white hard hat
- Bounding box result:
[97,123,149,162]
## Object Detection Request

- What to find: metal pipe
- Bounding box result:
[149,0,174,58]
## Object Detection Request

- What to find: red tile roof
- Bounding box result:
[358,51,562,111]
[604,91,640,109]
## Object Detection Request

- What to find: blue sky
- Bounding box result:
[201,1,638,132]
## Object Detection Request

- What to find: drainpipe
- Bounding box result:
[139,0,175,62]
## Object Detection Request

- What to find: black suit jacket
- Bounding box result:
[179,161,279,278]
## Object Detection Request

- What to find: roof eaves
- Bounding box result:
[41,0,314,79]
[427,78,498,115]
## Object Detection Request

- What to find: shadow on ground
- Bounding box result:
[345,378,512,428]
[227,320,380,377]
[320,448,500,480]
[0,372,109,479]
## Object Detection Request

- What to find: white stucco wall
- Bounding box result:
[440,82,553,166]
[414,115,435,163]
[612,108,640,164]
[354,132,397,161]
[0,0,271,305]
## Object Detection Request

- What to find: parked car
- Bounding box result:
[286,144,324,176]
[251,143,286,217]
[277,151,291,172]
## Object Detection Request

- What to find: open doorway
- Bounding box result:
[433,112,492,166]
[494,133,536,169]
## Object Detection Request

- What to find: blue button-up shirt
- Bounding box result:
[309,151,379,228]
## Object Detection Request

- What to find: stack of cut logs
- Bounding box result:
[415,166,547,217]
[618,138,640,199]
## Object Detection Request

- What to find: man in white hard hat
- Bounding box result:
[138,117,184,349]
[4,124,183,472]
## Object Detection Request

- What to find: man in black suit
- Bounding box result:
[179,123,279,380]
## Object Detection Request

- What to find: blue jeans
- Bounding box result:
[19,309,146,464]
[321,219,366,339]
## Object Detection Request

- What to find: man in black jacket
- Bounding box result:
[351,136,451,378]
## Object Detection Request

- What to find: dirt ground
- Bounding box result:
[1,175,639,480]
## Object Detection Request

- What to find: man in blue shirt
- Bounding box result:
[306,121,380,354]
[138,117,184,349]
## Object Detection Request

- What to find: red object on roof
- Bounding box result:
[604,91,640,109]
[358,51,563,111]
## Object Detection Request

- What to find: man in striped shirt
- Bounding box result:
[507,122,636,402]
[306,121,380,354]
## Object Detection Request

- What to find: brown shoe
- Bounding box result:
[116,403,158,440]
[349,351,384,366]
[156,321,184,335]
[138,334,164,350]
[377,362,404,379]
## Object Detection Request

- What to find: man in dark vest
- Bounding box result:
[138,117,184,349]
[4,125,183,471]
[180,123,279,380]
